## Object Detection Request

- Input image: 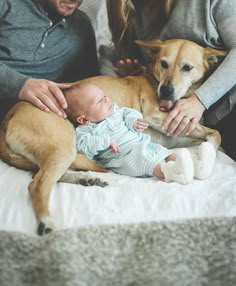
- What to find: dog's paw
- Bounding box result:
[37,216,56,236]
[59,173,109,187]
[79,177,109,188]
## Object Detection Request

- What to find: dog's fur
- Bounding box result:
[0,39,226,235]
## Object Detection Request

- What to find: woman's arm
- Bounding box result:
[162,2,236,136]
[195,17,236,109]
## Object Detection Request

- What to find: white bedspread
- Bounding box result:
[0,149,236,235]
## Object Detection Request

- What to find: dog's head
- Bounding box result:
[136,39,227,111]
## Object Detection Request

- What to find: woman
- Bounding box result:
[99,0,236,161]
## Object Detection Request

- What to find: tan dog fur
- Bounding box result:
[0,39,226,235]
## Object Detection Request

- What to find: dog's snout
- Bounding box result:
[160,83,174,98]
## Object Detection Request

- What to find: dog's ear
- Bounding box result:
[135,40,164,57]
[204,47,227,66]
[135,39,164,49]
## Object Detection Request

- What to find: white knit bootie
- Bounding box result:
[161,148,194,185]
[192,142,216,180]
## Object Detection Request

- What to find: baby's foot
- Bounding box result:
[161,148,194,184]
[193,142,216,180]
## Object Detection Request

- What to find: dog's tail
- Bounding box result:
[0,116,38,172]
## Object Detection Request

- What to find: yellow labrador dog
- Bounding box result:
[0,39,226,235]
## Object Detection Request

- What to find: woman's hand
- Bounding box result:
[114,59,146,77]
[18,78,72,118]
[133,118,149,132]
[161,94,206,136]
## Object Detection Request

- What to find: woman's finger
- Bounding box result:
[185,118,198,136]
[173,116,191,136]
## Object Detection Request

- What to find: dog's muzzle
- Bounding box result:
[160,83,174,98]
[159,83,175,111]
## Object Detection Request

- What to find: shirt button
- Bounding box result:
[49,21,53,26]
[41,43,45,48]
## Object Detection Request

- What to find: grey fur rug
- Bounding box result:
[1,217,236,286]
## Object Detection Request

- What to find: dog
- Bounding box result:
[0,39,226,235]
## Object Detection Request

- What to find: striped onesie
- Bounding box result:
[76,104,172,177]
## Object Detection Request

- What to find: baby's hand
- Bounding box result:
[110,141,120,154]
[133,119,149,132]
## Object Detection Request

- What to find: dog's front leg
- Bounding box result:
[145,107,221,150]
[145,119,163,133]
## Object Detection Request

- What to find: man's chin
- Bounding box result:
[58,2,79,16]
[57,9,76,17]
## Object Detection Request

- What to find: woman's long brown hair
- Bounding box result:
[106,0,178,58]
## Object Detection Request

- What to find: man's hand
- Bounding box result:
[18,78,72,117]
[133,118,149,132]
[110,140,120,154]
[162,94,206,136]
[114,59,146,77]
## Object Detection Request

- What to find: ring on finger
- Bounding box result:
[184,115,191,120]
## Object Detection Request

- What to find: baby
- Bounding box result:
[64,83,216,184]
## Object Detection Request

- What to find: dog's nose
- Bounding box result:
[160,84,174,98]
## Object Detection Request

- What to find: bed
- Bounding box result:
[1,1,236,285]
[0,147,236,234]
[0,148,236,286]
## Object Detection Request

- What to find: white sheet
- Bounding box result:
[0,148,236,235]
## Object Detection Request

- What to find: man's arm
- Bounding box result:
[0,0,7,19]
[0,64,70,117]
[0,64,29,99]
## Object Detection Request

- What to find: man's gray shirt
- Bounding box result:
[0,0,96,99]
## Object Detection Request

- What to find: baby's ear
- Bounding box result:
[77,115,90,125]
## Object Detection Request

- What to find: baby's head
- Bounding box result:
[64,83,114,125]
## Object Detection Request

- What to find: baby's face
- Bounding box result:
[82,85,114,122]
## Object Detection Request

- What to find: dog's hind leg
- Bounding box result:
[0,119,38,171]
[28,149,76,236]
[30,153,109,235]
[190,125,221,150]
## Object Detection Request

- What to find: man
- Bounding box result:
[0,0,99,122]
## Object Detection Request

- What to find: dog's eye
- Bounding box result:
[160,60,169,69]
[182,64,193,72]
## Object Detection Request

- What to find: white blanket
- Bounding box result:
[0,148,235,235]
